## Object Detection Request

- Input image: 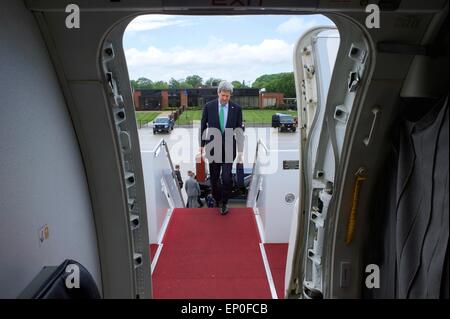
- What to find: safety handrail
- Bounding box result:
[251,138,269,173]
[248,139,270,206]
[152,138,185,208]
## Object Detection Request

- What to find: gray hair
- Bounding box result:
[217,81,233,94]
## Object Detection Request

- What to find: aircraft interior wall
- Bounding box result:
[362,18,449,298]
[0,0,101,298]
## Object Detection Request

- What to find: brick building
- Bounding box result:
[133,88,285,110]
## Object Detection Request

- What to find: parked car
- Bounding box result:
[271,113,297,132]
[153,117,174,134]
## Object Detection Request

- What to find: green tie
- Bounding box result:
[219,105,225,133]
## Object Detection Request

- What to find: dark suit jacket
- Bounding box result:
[175,170,183,188]
[200,99,244,162]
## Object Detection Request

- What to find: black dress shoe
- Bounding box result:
[220,203,229,215]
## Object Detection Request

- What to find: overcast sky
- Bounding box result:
[123,14,334,85]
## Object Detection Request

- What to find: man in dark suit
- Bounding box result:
[199,81,244,215]
[174,164,183,189]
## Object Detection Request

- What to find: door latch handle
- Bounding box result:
[363,106,380,146]
[348,70,360,92]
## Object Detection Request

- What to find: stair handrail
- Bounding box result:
[247,139,270,206]
[152,138,186,208]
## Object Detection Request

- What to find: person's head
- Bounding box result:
[187,170,194,177]
[175,164,180,170]
[217,81,233,106]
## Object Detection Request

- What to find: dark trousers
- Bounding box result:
[209,162,233,205]
[186,197,203,208]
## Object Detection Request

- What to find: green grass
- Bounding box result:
[135,111,160,125]
[176,110,203,125]
[175,109,298,125]
[243,109,297,124]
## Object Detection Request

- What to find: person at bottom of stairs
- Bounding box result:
[185,170,201,208]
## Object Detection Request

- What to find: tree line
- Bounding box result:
[130,72,296,98]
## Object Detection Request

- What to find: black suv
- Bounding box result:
[153,117,174,134]
[271,113,297,132]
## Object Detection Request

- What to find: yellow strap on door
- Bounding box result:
[345,168,367,245]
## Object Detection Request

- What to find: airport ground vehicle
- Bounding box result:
[272,113,297,132]
[152,117,174,134]
[1,0,448,300]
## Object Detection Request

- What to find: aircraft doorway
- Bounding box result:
[120,13,339,299]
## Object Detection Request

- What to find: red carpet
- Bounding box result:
[264,244,288,299]
[152,207,271,299]
[150,244,158,262]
